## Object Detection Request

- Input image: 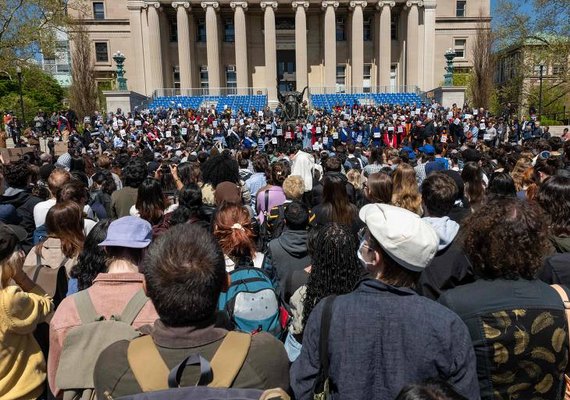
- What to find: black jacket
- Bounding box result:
[0,188,41,253]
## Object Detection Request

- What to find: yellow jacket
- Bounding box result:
[0,284,53,400]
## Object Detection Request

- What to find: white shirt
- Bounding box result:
[34,198,96,227]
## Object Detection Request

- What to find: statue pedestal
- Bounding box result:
[429,86,466,108]
[103,91,149,114]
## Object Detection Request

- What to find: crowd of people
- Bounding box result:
[1,100,570,400]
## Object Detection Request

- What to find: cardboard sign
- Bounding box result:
[0,147,35,162]
[271,137,278,144]
[332,132,339,139]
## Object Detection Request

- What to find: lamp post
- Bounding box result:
[16,66,25,124]
[112,51,128,91]
[538,63,544,119]
[444,48,456,87]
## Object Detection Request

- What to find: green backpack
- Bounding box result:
[55,289,149,400]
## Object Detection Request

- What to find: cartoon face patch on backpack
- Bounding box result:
[218,268,288,339]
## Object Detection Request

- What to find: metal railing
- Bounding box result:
[151,87,268,99]
[308,85,421,95]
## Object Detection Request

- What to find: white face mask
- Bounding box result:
[357,240,375,271]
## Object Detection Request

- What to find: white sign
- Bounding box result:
[427,112,434,119]
[271,137,278,144]
[165,131,172,138]
[135,120,142,126]
[398,126,403,133]
[171,118,178,125]
[332,132,339,139]
[357,135,363,143]
[480,123,486,130]
[316,127,322,134]
[276,128,283,136]
[323,137,329,145]
[181,128,187,135]
[473,109,478,115]
[373,131,381,138]
[258,111,264,117]
[194,124,199,131]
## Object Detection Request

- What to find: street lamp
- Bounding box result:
[16,66,25,124]
[112,51,128,91]
[538,63,544,119]
[444,48,456,87]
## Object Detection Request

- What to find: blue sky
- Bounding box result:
[490,0,534,17]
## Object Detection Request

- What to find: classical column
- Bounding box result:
[147,2,164,92]
[405,1,421,88]
[128,2,146,94]
[231,2,249,92]
[202,1,221,93]
[293,1,309,93]
[261,1,278,103]
[423,0,436,90]
[159,8,172,87]
[322,1,339,91]
[173,2,194,90]
[350,1,367,91]
[376,1,394,89]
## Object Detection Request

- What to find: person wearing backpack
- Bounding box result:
[262,201,312,303]
[0,223,54,400]
[47,216,158,397]
[93,224,290,399]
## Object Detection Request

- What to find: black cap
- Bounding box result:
[0,223,27,262]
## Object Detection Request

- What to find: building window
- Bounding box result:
[391,15,398,41]
[197,19,206,42]
[226,65,237,90]
[363,17,372,41]
[454,39,466,58]
[336,64,346,92]
[553,64,565,76]
[93,2,105,20]
[336,17,346,41]
[224,20,235,42]
[170,20,178,42]
[200,65,208,88]
[363,64,371,92]
[456,1,466,17]
[94,42,109,62]
[173,66,180,89]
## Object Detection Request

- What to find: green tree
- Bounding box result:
[0,0,69,70]
[0,66,64,123]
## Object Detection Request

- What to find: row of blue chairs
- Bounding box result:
[311,93,422,110]
[148,95,268,113]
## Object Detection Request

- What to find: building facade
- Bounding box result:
[72,0,490,101]
[40,30,73,87]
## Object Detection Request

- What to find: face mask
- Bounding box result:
[357,240,375,271]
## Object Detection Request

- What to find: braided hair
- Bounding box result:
[302,223,362,328]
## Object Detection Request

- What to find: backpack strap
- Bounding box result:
[208,331,251,388]
[127,335,170,392]
[117,289,149,325]
[263,189,270,216]
[73,290,102,324]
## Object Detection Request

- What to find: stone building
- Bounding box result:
[71,0,490,102]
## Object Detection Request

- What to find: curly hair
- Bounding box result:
[537,175,570,237]
[212,203,256,262]
[3,160,30,189]
[302,223,362,328]
[461,198,549,280]
[70,219,111,290]
[201,153,240,186]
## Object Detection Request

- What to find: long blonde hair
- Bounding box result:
[392,163,423,215]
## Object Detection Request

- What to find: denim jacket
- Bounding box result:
[290,278,480,400]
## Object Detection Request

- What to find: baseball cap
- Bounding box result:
[359,204,439,272]
[418,144,435,155]
[0,223,27,262]
[98,216,152,249]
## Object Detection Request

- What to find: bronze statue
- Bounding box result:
[277,83,308,121]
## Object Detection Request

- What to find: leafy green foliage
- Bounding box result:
[0,66,64,123]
